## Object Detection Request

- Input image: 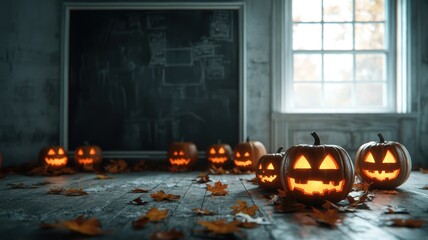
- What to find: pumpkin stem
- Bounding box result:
[377,133,385,143]
[276,147,284,153]
[246,136,250,142]
[311,132,321,145]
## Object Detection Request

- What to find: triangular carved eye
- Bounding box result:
[209,148,216,154]
[258,164,262,169]
[294,155,311,169]
[48,149,55,155]
[244,152,250,157]
[58,148,64,155]
[179,151,184,156]
[173,151,178,156]
[267,163,275,170]
[77,149,84,156]
[319,155,338,169]
[236,152,241,157]
[382,150,397,163]
[364,153,375,163]
[89,148,96,155]
[218,147,225,154]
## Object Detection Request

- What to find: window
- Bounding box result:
[277,0,409,113]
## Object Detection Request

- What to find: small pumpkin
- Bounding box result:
[355,133,411,189]
[74,143,102,168]
[280,132,355,205]
[233,137,267,171]
[256,147,284,190]
[168,141,198,170]
[39,146,68,168]
[206,141,232,168]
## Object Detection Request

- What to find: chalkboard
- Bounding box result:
[63,5,243,157]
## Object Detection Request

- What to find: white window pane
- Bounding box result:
[293,24,322,50]
[324,54,353,81]
[293,83,321,108]
[324,83,352,107]
[293,54,322,81]
[356,54,386,81]
[293,0,322,22]
[355,0,385,22]
[323,0,353,22]
[323,23,353,50]
[356,83,385,106]
[355,23,385,50]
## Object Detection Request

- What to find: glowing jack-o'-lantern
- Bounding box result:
[206,141,232,168]
[281,132,354,205]
[39,146,68,168]
[74,144,102,168]
[168,141,198,170]
[233,137,267,171]
[355,133,411,189]
[256,147,284,190]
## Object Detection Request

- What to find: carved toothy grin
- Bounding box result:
[209,157,227,164]
[169,158,191,166]
[257,175,277,183]
[234,160,252,167]
[45,157,67,166]
[363,169,400,181]
[288,177,344,196]
[78,158,94,165]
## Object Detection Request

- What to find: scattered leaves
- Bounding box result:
[95,174,112,180]
[151,229,184,240]
[245,177,258,185]
[206,181,228,196]
[47,187,88,196]
[131,188,149,193]
[198,219,240,234]
[419,168,428,174]
[150,190,180,201]
[230,200,259,216]
[130,197,148,206]
[310,207,342,228]
[381,190,398,194]
[271,190,306,213]
[133,208,169,229]
[208,166,227,175]
[192,208,216,216]
[387,218,425,228]
[105,159,128,173]
[47,187,65,194]
[196,174,211,183]
[236,220,258,229]
[352,182,373,192]
[132,217,150,230]
[132,160,146,171]
[41,215,107,236]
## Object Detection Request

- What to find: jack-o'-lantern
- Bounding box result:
[168,141,198,170]
[256,147,284,190]
[74,144,102,168]
[233,137,267,171]
[206,141,232,168]
[39,146,68,168]
[355,133,411,189]
[281,132,354,205]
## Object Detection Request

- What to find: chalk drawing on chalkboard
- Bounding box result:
[148,31,166,65]
[210,11,233,41]
[165,48,193,66]
[111,15,142,35]
[205,57,225,79]
[162,61,204,86]
[193,38,217,60]
[147,14,166,30]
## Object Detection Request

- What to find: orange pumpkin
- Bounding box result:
[74,144,102,168]
[280,132,354,205]
[233,137,267,171]
[39,146,68,168]
[206,141,232,168]
[355,133,411,189]
[168,141,198,170]
[256,147,284,190]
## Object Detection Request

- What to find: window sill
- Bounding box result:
[272,112,418,121]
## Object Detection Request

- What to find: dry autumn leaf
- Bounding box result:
[41,215,107,236]
[150,190,180,201]
[105,159,128,173]
[198,219,240,234]
[236,220,258,229]
[132,160,146,171]
[131,188,149,193]
[192,208,216,216]
[47,187,65,194]
[196,175,211,183]
[245,177,258,185]
[310,207,342,228]
[388,218,425,228]
[419,168,428,174]
[352,182,373,192]
[95,174,112,180]
[151,229,184,240]
[271,190,306,213]
[230,200,259,216]
[132,217,150,230]
[384,206,409,214]
[130,197,148,206]
[63,188,88,196]
[208,166,227,175]
[206,181,228,196]
[133,207,169,230]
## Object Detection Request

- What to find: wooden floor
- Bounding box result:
[0,171,427,239]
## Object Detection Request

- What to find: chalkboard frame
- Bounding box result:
[60,2,246,159]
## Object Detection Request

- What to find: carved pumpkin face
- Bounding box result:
[168,141,198,170]
[74,145,102,167]
[256,147,284,190]
[281,132,354,205]
[39,146,68,168]
[206,143,232,167]
[355,133,411,189]
[233,137,267,171]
